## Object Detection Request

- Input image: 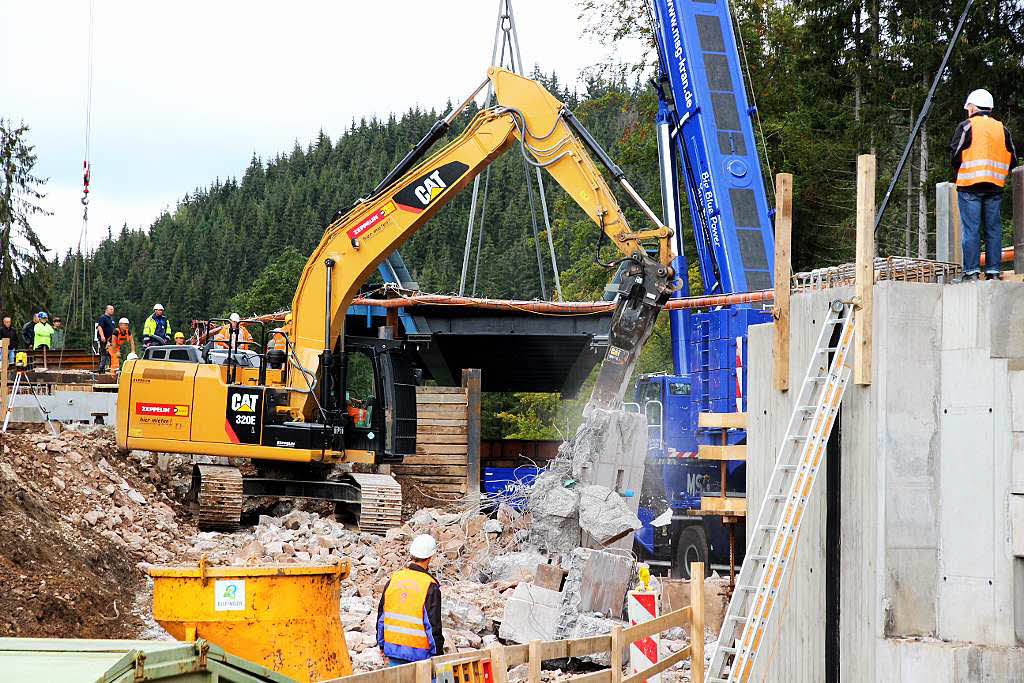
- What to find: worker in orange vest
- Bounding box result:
[950,88,1017,281]
[376,534,444,665]
[108,317,136,371]
[213,313,253,351]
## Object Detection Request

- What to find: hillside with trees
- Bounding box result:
[8,0,1022,437]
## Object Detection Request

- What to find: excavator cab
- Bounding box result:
[336,337,417,464]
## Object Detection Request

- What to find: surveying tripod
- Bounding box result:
[2,356,58,435]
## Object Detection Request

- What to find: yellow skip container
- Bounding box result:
[145,560,352,682]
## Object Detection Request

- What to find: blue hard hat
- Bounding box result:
[38,312,48,319]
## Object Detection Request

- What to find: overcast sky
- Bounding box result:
[1,1,646,256]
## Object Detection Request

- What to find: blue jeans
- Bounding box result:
[958,191,1003,275]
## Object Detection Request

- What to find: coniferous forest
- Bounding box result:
[9,0,1023,437]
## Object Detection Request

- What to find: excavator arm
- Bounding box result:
[288,67,675,420]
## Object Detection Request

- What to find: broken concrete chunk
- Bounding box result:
[498,582,563,643]
[578,484,642,546]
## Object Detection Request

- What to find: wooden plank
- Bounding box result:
[621,647,691,683]
[0,338,8,418]
[609,626,622,683]
[490,644,509,683]
[417,409,468,420]
[773,172,792,392]
[621,607,689,644]
[538,635,612,660]
[569,671,611,683]
[528,640,541,683]
[690,562,705,683]
[696,445,746,461]
[463,368,481,505]
[699,497,747,515]
[393,466,467,476]
[416,443,469,455]
[417,418,468,428]
[855,153,875,386]
[416,393,468,405]
[697,412,747,429]
[417,424,468,435]
[416,432,469,444]
[415,660,432,683]
[415,386,466,395]
[400,455,468,466]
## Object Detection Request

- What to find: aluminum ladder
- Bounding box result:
[705,300,855,682]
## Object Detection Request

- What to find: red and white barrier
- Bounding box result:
[627,590,661,683]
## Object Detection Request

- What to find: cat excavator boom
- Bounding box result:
[117,67,675,530]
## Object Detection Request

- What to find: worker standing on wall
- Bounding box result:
[376,534,444,666]
[950,88,1017,281]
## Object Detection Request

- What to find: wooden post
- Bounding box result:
[490,644,509,683]
[415,659,433,683]
[0,338,8,418]
[1014,167,1024,274]
[689,562,705,682]
[462,368,482,503]
[773,173,793,392]
[855,154,875,386]
[609,625,623,683]
[528,640,541,683]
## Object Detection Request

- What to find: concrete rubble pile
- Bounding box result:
[526,408,646,553]
[5,428,195,563]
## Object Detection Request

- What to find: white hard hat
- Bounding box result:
[153,303,164,310]
[125,352,139,361]
[409,534,436,559]
[965,88,994,110]
[229,313,241,323]
[118,317,129,324]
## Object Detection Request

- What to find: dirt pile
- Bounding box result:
[0,427,194,638]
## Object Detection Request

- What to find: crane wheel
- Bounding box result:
[190,464,243,531]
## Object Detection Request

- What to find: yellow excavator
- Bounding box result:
[116,67,676,531]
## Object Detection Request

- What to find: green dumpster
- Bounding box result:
[0,637,297,682]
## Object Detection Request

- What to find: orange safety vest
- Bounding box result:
[379,568,436,659]
[957,116,1012,188]
[214,325,253,349]
[269,328,287,353]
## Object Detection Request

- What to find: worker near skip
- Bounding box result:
[96,305,116,372]
[950,88,1017,282]
[0,316,18,364]
[33,312,54,370]
[108,317,136,371]
[143,303,173,346]
[376,534,444,666]
[214,313,253,351]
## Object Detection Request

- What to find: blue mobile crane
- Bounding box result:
[631,0,776,578]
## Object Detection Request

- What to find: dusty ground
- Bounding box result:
[0,427,193,638]
[0,426,710,681]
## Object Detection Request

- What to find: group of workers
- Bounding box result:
[93,303,290,372]
[0,312,66,369]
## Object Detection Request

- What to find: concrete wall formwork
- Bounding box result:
[747,281,1024,682]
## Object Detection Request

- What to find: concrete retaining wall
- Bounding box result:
[747,281,1024,681]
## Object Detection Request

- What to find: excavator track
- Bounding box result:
[191,464,244,531]
[349,473,402,534]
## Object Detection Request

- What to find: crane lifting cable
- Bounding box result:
[458,0,562,300]
[63,0,95,361]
